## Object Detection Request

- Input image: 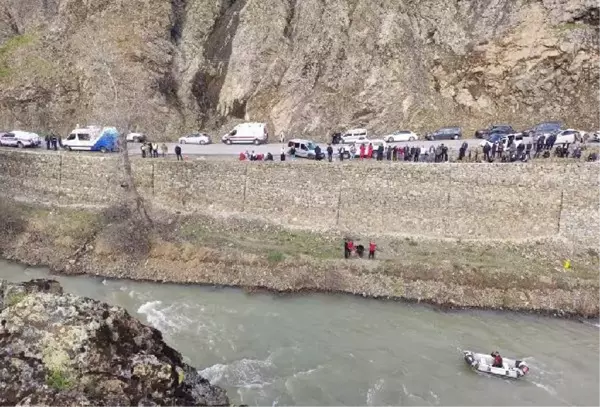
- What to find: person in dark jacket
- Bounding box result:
[441,144,448,162]
[327,144,333,162]
[377,144,384,161]
[483,143,491,162]
[175,145,182,161]
[314,145,322,160]
[45,134,51,150]
[458,141,468,160]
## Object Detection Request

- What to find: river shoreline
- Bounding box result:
[1,252,597,321]
[0,201,598,319]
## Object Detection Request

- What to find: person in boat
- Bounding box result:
[491,351,503,368]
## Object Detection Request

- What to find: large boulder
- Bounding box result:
[0,279,229,406]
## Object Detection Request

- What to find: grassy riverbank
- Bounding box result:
[0,200,598,317]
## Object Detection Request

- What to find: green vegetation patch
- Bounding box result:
[267,250,285,263]
[5,291,27,307]
[0,33,37,79]
[46,368,72,390]
[554,22,587,32]
[178,219,340,259]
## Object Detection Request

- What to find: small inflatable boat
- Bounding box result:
[463,350,529,379]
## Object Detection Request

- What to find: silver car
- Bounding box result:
[178,133,211,145]
[0,131,41,148]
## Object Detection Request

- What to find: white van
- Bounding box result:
[221,122,268,145]
[63,125,119,152]
[341,128,368,144]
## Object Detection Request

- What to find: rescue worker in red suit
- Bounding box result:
[368,241,376,259]
[491,351,503,368]
[359,143,366,160]
[367,143,374,159]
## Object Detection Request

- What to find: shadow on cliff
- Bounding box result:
[192,0,248,127]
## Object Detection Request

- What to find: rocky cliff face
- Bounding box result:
[0,0,598,140]
[0,278,230,406]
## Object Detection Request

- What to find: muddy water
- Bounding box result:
[2,260,598,406]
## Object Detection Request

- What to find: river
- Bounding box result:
[1,260,598,406]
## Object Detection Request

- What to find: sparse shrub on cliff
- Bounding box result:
[46,369,72,390]
[267,251,285,263]
[100,204,133,224]
[101,219,151,258]
[0,200,26,237]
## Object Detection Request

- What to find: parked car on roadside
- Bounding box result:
[340,128,369,144]
[0,130,42,148]
[480,133,522,149]
[554,129,585,145]
[426,127,462,140]
[221,122,268,145]
[382,130,418,143]
[474,124,514,139]
[523,121,562,140]
[288,139,324,159]
[126,132,147,143]
[178,133,211,145]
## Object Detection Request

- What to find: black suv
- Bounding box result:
[474,124,514,139]
[426,127,462,140]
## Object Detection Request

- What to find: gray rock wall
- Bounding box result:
[0,150,597,246]
[0,0,598,139]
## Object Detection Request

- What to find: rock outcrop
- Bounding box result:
[0,0,598,139]
[0,278,229,406]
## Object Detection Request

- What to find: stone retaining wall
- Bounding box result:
[0,150,597,246]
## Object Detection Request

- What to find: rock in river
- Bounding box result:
[0,279,229,406]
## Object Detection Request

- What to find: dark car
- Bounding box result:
[426,127,462,140]
[522,121,562,139]
[474,124,514,139]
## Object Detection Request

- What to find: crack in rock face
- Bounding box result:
[0,278,230,406]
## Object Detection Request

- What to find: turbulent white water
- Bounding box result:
[2,260,599,406]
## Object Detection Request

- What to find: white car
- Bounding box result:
[554,129,584,145]
[179,133,211,145]
[341,128,368,144]
[0,131,41,148]
[480,133,522,149]
[126,132,147,143]
[383,130,418,143]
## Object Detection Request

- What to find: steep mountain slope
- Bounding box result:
[0,0,597,139]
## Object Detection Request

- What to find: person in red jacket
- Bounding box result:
[367,143,373,159]
[368,241,376,259]
[491,351,503,368]
[359,143,366,160]
[239,151,246,161]
[347,240,354,257]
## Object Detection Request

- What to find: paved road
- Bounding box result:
[128,137,535,156]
